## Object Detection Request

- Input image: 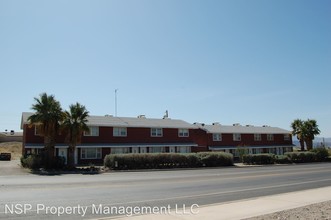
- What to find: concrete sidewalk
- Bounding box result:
[106,186,331,220]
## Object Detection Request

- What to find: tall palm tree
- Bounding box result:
[62,103,89,168]
[303,119,320,151]
[291,119,305,151]
[28,93,63,165]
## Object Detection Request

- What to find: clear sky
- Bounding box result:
[1,0,330,137]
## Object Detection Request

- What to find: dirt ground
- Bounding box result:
[0,142,28,175]
[0,160,28,176]
[0,142,22,160]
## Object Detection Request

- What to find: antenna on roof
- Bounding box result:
[115,89,118,117]
[163,110,169,119]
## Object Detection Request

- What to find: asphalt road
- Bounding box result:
[0,163,331,219]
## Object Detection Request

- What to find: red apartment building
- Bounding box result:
[21,113,293,165]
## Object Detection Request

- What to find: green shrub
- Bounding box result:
[243,154,275,165]
[21,155,43,169]
[310,147,329,162]
[21,155,65,170]
[285,152,317,163]
[104,152,233,170]
[197,152,233,167]
[275,155,292,164]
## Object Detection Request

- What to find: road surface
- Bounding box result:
[0,163,330,219]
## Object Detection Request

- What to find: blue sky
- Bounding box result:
[1,0,330,137]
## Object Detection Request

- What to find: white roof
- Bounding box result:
[21,112,197,129]
[197,124,290,134]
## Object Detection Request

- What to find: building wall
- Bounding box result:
[82,127,196,144]
[207,133,293,146]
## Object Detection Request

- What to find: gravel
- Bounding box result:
[245,200,331,220]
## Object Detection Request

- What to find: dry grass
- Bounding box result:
[0,142,22,160]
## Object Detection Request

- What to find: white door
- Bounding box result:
[58,148,67,164]
[132,147,139,154]
[169,146,176,153]
[140,147,147,154]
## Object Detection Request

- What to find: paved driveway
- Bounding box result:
[0,160,28,176]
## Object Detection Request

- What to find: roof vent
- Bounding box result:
[193,122,205,127]
[137,115,146,119]
[105,114,113,117]
[212,122,220,125]
[262,125,269,127]
[233,123,241,126]
[246,125,254,127]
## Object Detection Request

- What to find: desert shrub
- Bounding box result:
[275,155,292,164]
[21,155,43,169]
[285,152,316,163]
[197,152,233,167]
[21,155,65,170]
[243,154,275,165]
[310,147,329,162]
[104,152,233,170]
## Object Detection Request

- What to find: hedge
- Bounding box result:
[285,148,329,163]
[242,154,275,165]
[104,152,233,170]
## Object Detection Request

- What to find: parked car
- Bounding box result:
[0,153,11,161]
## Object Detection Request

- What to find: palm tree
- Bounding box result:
[62,103,89,168]
[291,119,305,151]
[28,93,63,165]
[303,119,320,151]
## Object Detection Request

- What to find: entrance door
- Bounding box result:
[58,148,67,164]
[140,147,147,153]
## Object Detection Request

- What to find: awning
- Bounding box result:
[24,144,68,149]
[209,145,294,151]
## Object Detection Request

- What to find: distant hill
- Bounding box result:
[293,137,331,148]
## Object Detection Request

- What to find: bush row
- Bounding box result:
[243,148,330,165]
[242,154,275,165]
[104,152,233,170]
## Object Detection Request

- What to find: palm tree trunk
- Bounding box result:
[44,135,56,168]
[67,145,76,169]
[305,139,313,151]
[299,139,305,151]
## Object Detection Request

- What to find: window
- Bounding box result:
[113,127,127,137]
[111,147,129,154]
[178,129,189,137]
[81,148,102,159]
[84,126,99,136]
[151,128,163,137]
[267,134,274,141]
[150,147,165,153]
[233,133,241,141]
[34,125,42,136]
[213,133,222,141]
[254,134,262,141]
[284,134,290,141]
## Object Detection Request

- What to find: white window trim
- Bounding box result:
[113,127,127,137]
[34,125,42,136]
[233,133,241,141]
[178,129,189,137]
[84,126,99,136]
[81,148,102,159]
[254,134,262,141]
[213,133,222,141]
[267,134,274,141]
[151,128,163,137]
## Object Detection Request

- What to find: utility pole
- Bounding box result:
[115,89,118,117]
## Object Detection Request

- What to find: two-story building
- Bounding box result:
[21,113,293,165]
[21,113,199,164]
[194,123,293,157]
